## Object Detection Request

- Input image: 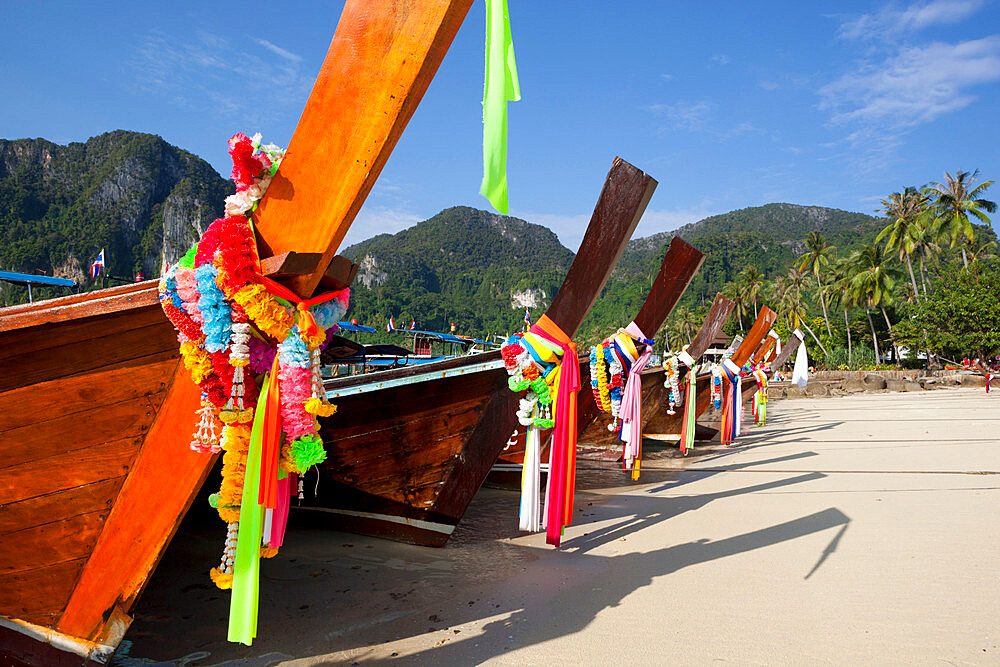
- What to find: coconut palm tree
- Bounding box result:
[965,239,997,267]
[878,187,928,299]
[794,232,834,336]
[925,169,996,268]
[722,280,747,332]
[909,216,941,296]
[828,256,855,365]
[737,264,764,318]
[846,244,899,364]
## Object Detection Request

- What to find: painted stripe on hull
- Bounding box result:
[324,358,505,399]
[292,506,456,535]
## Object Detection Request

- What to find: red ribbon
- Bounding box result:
[530,315,580,548]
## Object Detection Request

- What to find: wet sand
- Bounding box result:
[115,388,1000,665]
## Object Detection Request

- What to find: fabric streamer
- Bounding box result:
[792,342,809,387]
[480,0,520,214]
[720,359,742,445]
[619,323,653,480]
[228,380,270,645]
[679,363,698,455]
[519,425,543,532]
[530,315,580,548]
[266,474,294,549]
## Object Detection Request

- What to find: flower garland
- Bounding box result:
[159,133,349,596]
[711,363,723,410]
[589,331,636,433]
[662,355,681,415]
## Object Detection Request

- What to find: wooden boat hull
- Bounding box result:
[300,353,511,546]
[0,283,210,666]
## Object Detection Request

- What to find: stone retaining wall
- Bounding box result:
[770,372,991,400]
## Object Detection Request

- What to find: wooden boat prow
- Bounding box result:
[0,1,473,663]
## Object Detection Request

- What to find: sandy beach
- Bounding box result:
[114,388,1000,666]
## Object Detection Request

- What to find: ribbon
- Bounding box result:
[519,425,543,532]
[721,358,741,445]
[679,363,698,455]
[529,315,579,548]
[480,0,520,214]
[254,274,347,338]
[228,377,270,645]
[619,322,652,480]
[257,353,281,509]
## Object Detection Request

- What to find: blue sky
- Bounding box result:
[3,1,999,250]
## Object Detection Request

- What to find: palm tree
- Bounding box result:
[846,244,899,364]
[828,256,855,365]
[909,216,941,296]
[722,280,747,331]
[794,232,834,336]
[737,265,764,318]
[878,187,928,299]
[965,239,997,267]
[925,169,996,268]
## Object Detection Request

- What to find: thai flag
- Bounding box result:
[524,308,531,330]
[387,316,395,332]
[409,318,416,330]
[90,249,105,279]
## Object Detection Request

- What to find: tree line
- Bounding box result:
[663,170,997,369]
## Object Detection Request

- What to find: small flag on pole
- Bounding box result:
[523,308,531,331]
[410,319,416,330]
[387,316,395,332]
[90,249,105,279]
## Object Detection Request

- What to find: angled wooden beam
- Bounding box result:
[253,0,474,297]
[771,329,804,368]
[631,237,705,337]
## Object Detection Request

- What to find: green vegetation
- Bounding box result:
[0,131,228,305]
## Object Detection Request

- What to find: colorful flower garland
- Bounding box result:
[159,133,348,594]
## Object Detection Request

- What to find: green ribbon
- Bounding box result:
[228,376,270,645]
[480,0,520,214]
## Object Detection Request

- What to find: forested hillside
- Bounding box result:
[0,131,229,304]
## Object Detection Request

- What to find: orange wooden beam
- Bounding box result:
[253,0,474,297]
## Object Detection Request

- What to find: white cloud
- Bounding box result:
[129,29,312,121]
[254,38,303,63]
[659,73,674,81]
[711,54,730,65]
[646,100,713,131]
[759,80,780,91]
[838,0,986,40]
[819,36,1000,128]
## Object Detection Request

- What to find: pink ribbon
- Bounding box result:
[620,322,652,455]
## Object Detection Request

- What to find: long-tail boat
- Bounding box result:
[643,305,778,438]
[0,1,475,663]
[298,156,657,547]
[490,237,709,474]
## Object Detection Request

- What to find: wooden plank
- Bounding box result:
[0,395,166,469]
[632,236,704,336]
[543,158,656,334]
[0,282,158,333]
[253,0,474,297]
[0,357,173,435]
[0,478,125,536]
[56,364,211,642]
[0,322,178,394]
[0,303,166,363]
[751,332,778,365]
[0,559,87,627]
[0,510,110,577]
[771,330,803,368]
[0,437,141,506]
